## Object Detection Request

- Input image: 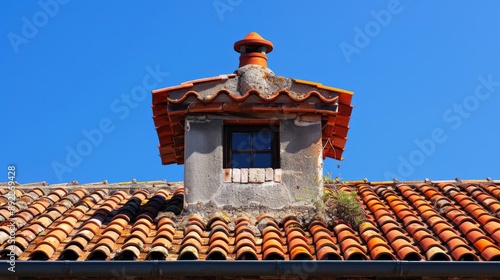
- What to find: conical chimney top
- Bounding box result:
[234,32,273,68]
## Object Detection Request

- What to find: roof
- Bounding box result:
[152,73,353,165]
[2,179,500,265]
[151,32,354,166]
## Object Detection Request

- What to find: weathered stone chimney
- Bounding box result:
[152,32,353,220]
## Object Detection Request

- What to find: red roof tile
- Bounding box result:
[152,75,353,165]
[3,179,500,264]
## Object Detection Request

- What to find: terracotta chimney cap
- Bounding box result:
[234,32,274,68]
[234,32,274,53]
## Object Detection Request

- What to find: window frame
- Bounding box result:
[223,124,280,169]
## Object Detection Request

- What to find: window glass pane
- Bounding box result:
[232,133,251,150]
[224,125,279,169]
[253,152,272,168]
[252,131,272,150]
[232,152,251,168]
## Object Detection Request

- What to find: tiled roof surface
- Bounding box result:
[2,179,500,262]
[151,74,353,165]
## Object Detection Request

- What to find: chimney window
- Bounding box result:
[223,125,280,169]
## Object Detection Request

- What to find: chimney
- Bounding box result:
[234,32,274,68]
[152,32,354,221]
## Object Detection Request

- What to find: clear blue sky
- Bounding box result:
[2,1,500,184]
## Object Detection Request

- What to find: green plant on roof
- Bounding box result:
[324,189,365,228]
[323,172,342,184]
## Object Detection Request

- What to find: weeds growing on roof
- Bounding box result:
[323,187,365,228]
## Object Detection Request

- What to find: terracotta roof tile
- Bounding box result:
[152,71,352,165]
[3,179,500,264]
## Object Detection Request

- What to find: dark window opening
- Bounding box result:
[224,125,280,169]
